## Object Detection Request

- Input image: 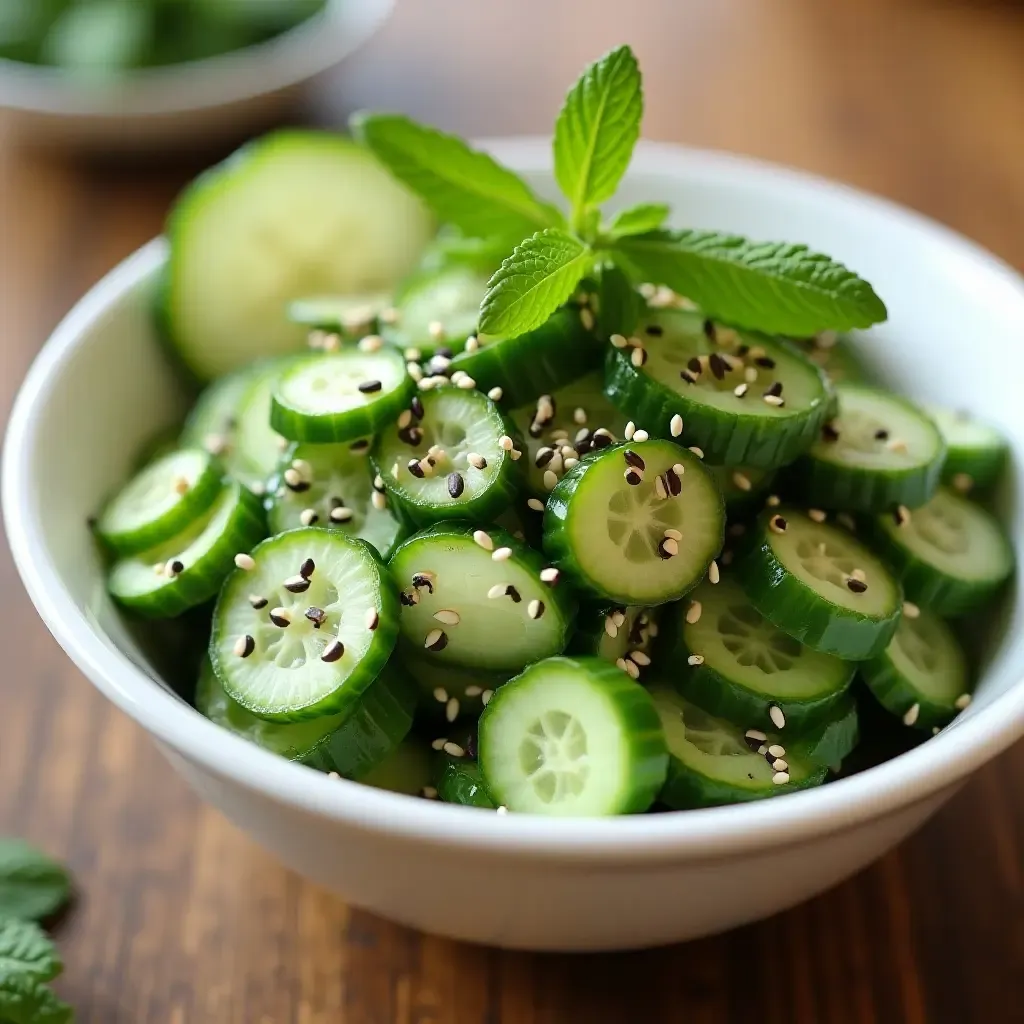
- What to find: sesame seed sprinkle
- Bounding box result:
[434,609,461,626]
[670,413,684,437]
[528,599,545,619]
[443,741,466,758]
[492,546,513,562]
[424,628,448,651]
[732,471,752,492]
[269,607,292,628]
[632,429,650,442]
[233,634,255,658]
[365,608,379,631]
[769,514,787,533]
[772,771,790,786]
[955,693,972,710]
[903,703,921,726]
[687,654,705,666]
[808,508,827,523]
[234,553,256,571]
[445,697,460,722]
[527,497,545,512]
[708,560,720,584]
[540,567,560,584]
[769,704,786,729]
[249,594,268,609]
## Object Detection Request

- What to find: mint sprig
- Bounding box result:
[606,202,669,238]
[0,919,62,983]
[0,972,73,1024]
[0,841,70,924]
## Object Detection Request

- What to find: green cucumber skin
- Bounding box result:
[790,453,943,513]
[111,483,267,619]
[858,656,962,733]
[448,307,602,409]
[397,642,511,723]
[735,511,901,660]
[602,343,832,470]
[789,695,859,768]
[436,759,497,808]
[569,604,659,663]
[543,441,725,606]
[478,656,669,815]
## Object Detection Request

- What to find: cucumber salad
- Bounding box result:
[95,47,1015,817]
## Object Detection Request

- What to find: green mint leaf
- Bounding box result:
[0,842,70,923]
[553,45,643,221]
[351,112,563,240]
[613,229,888,334]
[479,230,593,338]
[595,262,641,337]
[0,918,61,983]
[0,974,73,1024]
[606,202,669,238]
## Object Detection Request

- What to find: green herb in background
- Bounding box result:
[354,45,888,341]
[0,843,69,925]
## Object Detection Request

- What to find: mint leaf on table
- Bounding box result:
[351,112,564,241]
[0,973,72,1024]
[0,918,61,983]
[479,229,593,338]
[612,229,888,335]
[606,202,669,238]
[553,44,643,228]
[0,842,70,923]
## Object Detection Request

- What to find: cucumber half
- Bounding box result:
[161,131,433,380]
[736,508,902,660]
[266,442,406,560]
[664,577,855,733]
[570,603,660,678]
[210,528,399,721]
[868,487,1014,616]
[372,385,522,527]
[861,607,971,732]
[388,522,577,673]
[543,439,725,606]
[108,480,266,618]
[179,364,257,479]
[479,656,668,816]
[96,447,222,556]
[794,384,944,512]
[270,348,413,443]
[925,405,1009,494]
[602,309,832,469]
[649,686,829,809]
[196,655,415,778]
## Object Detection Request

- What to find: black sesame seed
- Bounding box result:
[506,585,522,603]
[304,606,327,628]
[765,381,783,398]
[169,560,184,576]
[657,539,675,560]
[237,634,255,658]
[573,432,594,456]
[625,468,643,486]
[623,450,646,471]
[846,577,868,593]
[528,422,545,438]
[410,396,425,420]
[349,439,370,452]
[703,319,716,341]
[709,353,728,380]
[591,430,613,449]
[687,356,702,374]
[875,429,890,441]
[666,469,682,497]
[269,610,291,628]
[358,379,383,394]
[755,356,776,369]
[744,735,763,752]
[284,575,311,594]
[328,495,345,509]
[407,460,425,479]
[681,370,698,385]
[400,589,418,607]
[447,472,465,498]
[321,639,345,663]
[645,324,663,336]
[535,448,555,468]
[736,344,750,356]
[437,346,454,359]
[249,595,268,610]
[822,423,840,442]
[412,572,434,594]
[426,630,448,651]
[286,478,311,493]
[299,558,315,579]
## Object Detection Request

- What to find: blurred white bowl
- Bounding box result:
[0,0,393,149]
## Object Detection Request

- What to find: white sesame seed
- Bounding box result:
[371,491,387,511]
[443,742,466,757]
[622,658,641,680]
[688,446,704,459]
[152,562,166,576]
[487,584,507,599]
[902,601,920,619]
[527,497,545,512]
[903,703,921,727]
[234,553,255,571]
[758,744,768,756]
[492,547,513,562]
[465,685,483,697]
[686,600,702,624]
[808,508,827,523]
[955,693,972,710]
[615,657,628,672]
[630,650,652,666]
[457,375,476,389]
[745,729,767,742]
[330,506,354,523]
[662,528,682,542]
[359,334,383,352]
[769,704,786,729]
[300,508,318,527]
[772,759,789,773]
[733,383,749,398]
[472,529,494,551]
[580,307,595,330]
[487,386,504,401]
[434,609,461,625]
[481,689,494,706]
[767,743,786,758]
[605,616,618,639]
[495,805,508,815]
[772,771,790,786]
[744,366,758,384]
[610,333,628,349]
[687,654,705,666]
[850,567,867,582]
[563,457,579,470]
[543,469,559,491]
[669,414,684,437]
[708,560,720,584]
[630,346,646,368]
[624,421,636,440]
[672,463,686,477]
[404,347,422,361]
[661,538,679,556]
[424,628,445,649]
[766,494,781,508]
[445,697,460,722]
[431,737,447,751]
[632,429,650,442]
[433,686,448,703]
[539,567,559,583]
[406,362,423,381]
[465,335,480,352]
[428,320,445,341]
[499,435,514,451]
[527,599,544,620]
[732,471,752,492]
[932,726,941,736]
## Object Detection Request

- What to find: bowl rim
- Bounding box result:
[0,0,393,118]
[5,138,1024,864]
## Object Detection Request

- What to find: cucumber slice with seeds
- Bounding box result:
[479,656,668,816]
[388,522,577,673]
[650,686,829,809]
[271,348,413,443]
[436,759,497,809]
[210,528,399,722]
[867,487,1014,615]
[196,655,415,778]
[736,508,902,660]
[925,406,1009,494]
[227,358,298,490]
[266,442,406,559]
[287,292,393,336]
[603,309,832,468]
[794,384,944,512]
[109,480,266,618]
[543,439,725,606]
[446,307,602,409]
[861,608,971,732]
[570,604,660,677]
[372,385,522,527]
[397,647,510,723]
[180,365,257,459]
[96,447,222,556]
[663,577,855,733]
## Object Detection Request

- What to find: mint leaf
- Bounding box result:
[479,230,593,338]
[607,202,669,238]
[0,842,70,923]
[0,918,61,983]
[613,229,887,334]
[0,974,72,1024]
[352,113,563,240]
[596,262,641,337]
[553,45,643,222]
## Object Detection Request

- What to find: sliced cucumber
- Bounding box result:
[602,309,832,468]
[380,264,491,358]
[736,508,901,660]
[270,348,412,443]
[794,384,944,512]
[791,694,860,769]
[397,646,511,723]
[861,608,971,732]
[108,480,266,618]
[388,522,577,673]
[478,656,668,816]
[436,759,497,809]
[509,371,628,497]
[210,528,399,721]
[543,439,725,605]
[926,405,1009,494]
[663,577,855,732]
[196,656,415,778]
[868,487,1014,616]
[161,131,433,380]
[266,442,406,559]
[372,385,522,527]
[227,358,298,490]
[446,307,602,409]
[795,333,874,385]
[96,447,222,556]
[649,686,828,809]
[287,292,393,336]
[569,604,660,677]
[358,738,435,796]
[706,463,776,517]
[179,365,254,458]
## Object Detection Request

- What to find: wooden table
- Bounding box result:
[2,1,1023,1019]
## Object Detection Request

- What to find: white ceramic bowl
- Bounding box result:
[0,0,393,150]
[5,140,1024,951]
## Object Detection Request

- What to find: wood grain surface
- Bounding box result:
[2,0,1023,1020]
